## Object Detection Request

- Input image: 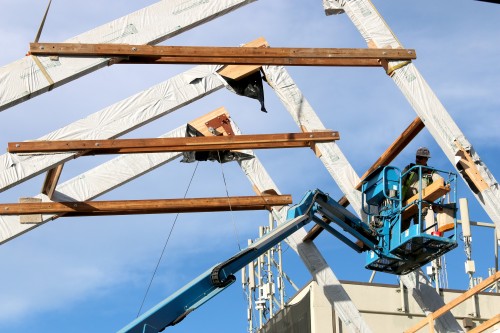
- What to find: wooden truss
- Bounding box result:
[1,2,498,332]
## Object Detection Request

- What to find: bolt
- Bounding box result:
[132,47,137,51]
[95,143,100,147]
[16,144,20,147]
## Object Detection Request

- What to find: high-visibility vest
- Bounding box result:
[402,164,435,201]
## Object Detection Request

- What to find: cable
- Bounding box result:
[216,152,250,331]
[217,151,242,251]
[136,162,200,317]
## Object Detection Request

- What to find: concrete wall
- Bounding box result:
[261,280,500,333]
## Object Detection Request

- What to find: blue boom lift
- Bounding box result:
[118,165,458,333]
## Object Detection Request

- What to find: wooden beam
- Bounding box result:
[404,271,500,333]
[467,314,500,333]
[41,164,64,199]
[217,37,268,80]
[121,57,385,67]
[0,195,292,217]
[454,140,489,192]
[303,117,424,242]
[8,131,340,155]
[29,43,416,67]
[401,178,450,220]
[355,117,425,190]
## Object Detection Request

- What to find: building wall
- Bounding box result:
[262,280,500,333]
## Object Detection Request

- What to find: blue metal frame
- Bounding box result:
[362,165,458,274]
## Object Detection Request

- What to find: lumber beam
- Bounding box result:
[217,37,268,80]
[41,164,64,199]
[401,178,450,220]
[0,195,292,218]
[404,271,500,333]
[354,117,425,190]
[303,117,424,242]
[467,314,500,333]
[29,43,416,67]
[8,131,339,155]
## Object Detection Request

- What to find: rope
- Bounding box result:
[136,161,200,317]
[216,151,242,251]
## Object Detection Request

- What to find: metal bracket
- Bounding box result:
[205,114,233,136]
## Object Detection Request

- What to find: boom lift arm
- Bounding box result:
[117,214,312,333]
[119,166,458,333]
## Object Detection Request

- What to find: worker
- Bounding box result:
[401,147,442,231]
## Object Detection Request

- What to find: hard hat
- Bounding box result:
[416,147,431,158]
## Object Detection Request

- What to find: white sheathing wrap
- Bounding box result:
[235,137,372,333]
[0,0,256,112]
[0,64,225,193]
[0,126,185,245]
[322,1,469,331]
[322,0,346,15]
[262,65,363,213]
[333,0,500,232]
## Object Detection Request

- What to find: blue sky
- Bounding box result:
[0,0,499,332]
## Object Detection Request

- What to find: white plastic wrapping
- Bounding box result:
[322,1,475,331]
[0,125,186,245]
[0,64,225,192]
[0,0,256,112]
[262,64,363,214]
